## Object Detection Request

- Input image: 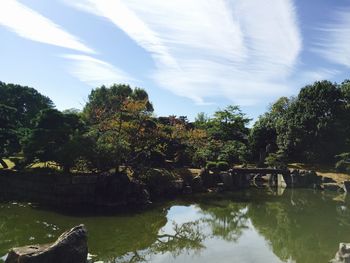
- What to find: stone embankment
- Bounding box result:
[1,167,349,208]
[0,170,149,208]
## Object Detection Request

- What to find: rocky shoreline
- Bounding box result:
[0,168,349,211]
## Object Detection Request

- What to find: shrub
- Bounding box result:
[141,168,176,197]
[216,161,229,171]
[206,161,217,171]
[265,151,287,169]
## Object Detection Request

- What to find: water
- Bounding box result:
[1,189,350,263]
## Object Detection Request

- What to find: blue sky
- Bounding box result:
[0,0,349,121]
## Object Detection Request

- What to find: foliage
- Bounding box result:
[0,82,54,128]
[0,104,20,168]
[83,84,157,172]
[2,78,350,174]
[23,109,87,172]
[141,168,176,197]
[0,82,53,167]
[251,80,350,165]
[205,161,217,171]
[265,150,287,170]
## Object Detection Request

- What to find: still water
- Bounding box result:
[1,189,350,263]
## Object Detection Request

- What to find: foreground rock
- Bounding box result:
[5,225,88,263]
[330,243,350,263]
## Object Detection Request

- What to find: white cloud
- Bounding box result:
[0,0,93,53]
[299,69,339,84]
[314,10,350,68]
[63,54,134,87]
[67,0,302,105]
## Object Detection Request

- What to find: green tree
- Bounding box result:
[23,109,86,172]
[249,97,291,166]
[0,104,20,168]
[83,84,156,172]
[0,82,53,129]
[278,81,348,162]
[208,105,251,142]
[0,82,54,158]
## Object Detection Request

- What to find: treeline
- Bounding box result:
[0,80,349,174]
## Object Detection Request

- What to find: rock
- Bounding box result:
[192,176,204,192]
[216,183,225,192]
[172,179,184,193]
[183,185,192,194]
[343,181,350,193]
[219,172,233,190]
[277,174,287,188]
[323,183,344,192]
[200,169,214,188]
[291,170,322,188]
[5,225,88,263]
[330,243,350,263]
[323,177,336,184]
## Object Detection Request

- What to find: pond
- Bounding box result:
[1,188,350,263]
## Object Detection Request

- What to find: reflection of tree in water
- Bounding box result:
[115,220,205,263]
[154,221,205,256]
[199,200,249,242]
[248,189,350,263]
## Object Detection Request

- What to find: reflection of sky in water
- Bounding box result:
[161,205,202,234]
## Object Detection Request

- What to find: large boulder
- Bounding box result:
[291,170,322,188]
[5,225,88,263]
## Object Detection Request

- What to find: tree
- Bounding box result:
[208,106,251,142]
[83,84,156,172]
[249,97,291,166]
[23,109,86,172]
[0,82,54,158]
[192,106,251,167]
[0,82,53,129]
[279,81,348,162]
[0,104,20,168]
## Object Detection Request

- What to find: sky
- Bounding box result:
[0,0,349,121]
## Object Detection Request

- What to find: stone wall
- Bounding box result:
[0,170,148,208]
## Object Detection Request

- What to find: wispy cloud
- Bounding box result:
[67,0,302,105]
[0,0,93,53]
[63,54,134,87]
[314,9,350,68]
[300,68,339,83]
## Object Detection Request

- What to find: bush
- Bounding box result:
[141,168,176,197]
[216,161,229,171]
[206,161,217,171]
[265,151,287,169]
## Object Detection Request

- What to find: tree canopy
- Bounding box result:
[1,79,350,173]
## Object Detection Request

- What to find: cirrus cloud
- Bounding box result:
[67,0,302,105]
[0,0,93,53]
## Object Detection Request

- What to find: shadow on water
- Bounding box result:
[1,189,350,262]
